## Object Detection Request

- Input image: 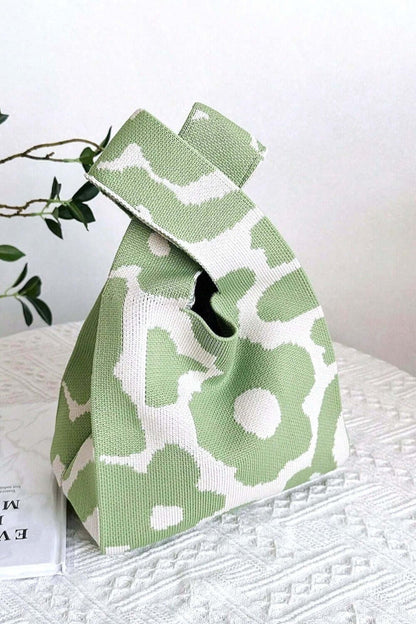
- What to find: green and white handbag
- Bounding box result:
[50,103,349,554]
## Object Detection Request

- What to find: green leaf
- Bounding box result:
[26,297,52,325]
[19,299,33,326]
[69,200,95,230]
[11,262,28,288]
[45,218,63,239]
[74,200,95,224]
[18,275,41,298]
[50,176,61,199]
[0,112,9,125]
[0,244,25,262]
[68,200,87,224]
[53,204,72,220]
[72,181,99,202]
[99,127,112,150]
[79,147,95,172]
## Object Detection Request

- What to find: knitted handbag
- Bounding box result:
[50,103,349,554]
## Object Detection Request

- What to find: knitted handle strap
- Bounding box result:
[179,103,266,187]
[85,103,266,280]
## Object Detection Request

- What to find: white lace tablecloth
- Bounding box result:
[1,322,416,624]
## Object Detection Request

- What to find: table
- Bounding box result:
[1,322,415,623]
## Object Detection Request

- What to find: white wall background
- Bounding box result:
[1,0,415,374]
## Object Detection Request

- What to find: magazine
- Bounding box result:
[0,400,66,579]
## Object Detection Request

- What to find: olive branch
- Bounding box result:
[0,110,111,326]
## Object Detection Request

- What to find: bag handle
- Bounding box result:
[85,103,266,281]
[179,102,266,188]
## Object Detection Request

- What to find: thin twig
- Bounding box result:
[0,138,101,165]
[0,198,65,218]
[0,198,50,211]
[0,211,44,218]
[20,155,80,163]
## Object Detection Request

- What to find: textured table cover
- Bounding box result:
[0,322,415,624]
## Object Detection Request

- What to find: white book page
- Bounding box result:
[0,401,66,579]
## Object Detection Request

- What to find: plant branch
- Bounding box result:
[0,138,102,165]
[0,292,17,299]
[0,198,68,218]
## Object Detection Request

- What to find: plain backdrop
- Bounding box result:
[1,1,415,374]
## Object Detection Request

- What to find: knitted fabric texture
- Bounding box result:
[50,103,350,554]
